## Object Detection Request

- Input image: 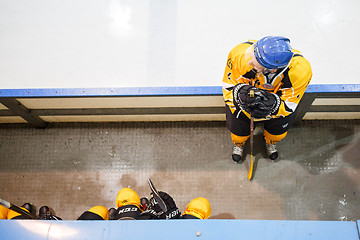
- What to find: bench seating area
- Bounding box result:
[0,84,359,128]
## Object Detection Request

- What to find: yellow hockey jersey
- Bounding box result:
[222,40,312,120]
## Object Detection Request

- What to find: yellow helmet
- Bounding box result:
[0,205,9,219]
[88,206,109,220]
[116,188,140,208]
[183,197,211,219]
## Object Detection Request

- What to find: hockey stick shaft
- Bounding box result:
[147,178,168,212]
[248,116,255,180]
[0,198,35,219]
[247,90,255,180]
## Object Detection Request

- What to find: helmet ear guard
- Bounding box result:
[254,36,293,69]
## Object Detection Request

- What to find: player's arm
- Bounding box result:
[222,46,249,114]
[275,58,312,117]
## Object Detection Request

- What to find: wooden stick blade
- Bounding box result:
[248,155,254,180]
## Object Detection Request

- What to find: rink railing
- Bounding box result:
[0,84,359,128]
[0,219,359,240]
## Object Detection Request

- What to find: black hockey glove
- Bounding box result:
[140,191,181,219]
[137,208,160,220]
[233,84,258,111]
[233,84,281,118]
[247,90,281,118]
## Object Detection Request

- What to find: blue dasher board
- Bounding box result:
[0,219,359,240]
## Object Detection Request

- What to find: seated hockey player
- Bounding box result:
[77,205,109,220]
[181,197,211,219]
[114,187,143,220]
[222,36,312,162]
[138,191,181,220]
[7,203,36,220]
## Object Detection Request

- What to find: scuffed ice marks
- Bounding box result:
[338,194,347,206]
[302,155,341,175]
[338,194,348,221]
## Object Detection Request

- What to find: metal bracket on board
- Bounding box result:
[0,98,47,128]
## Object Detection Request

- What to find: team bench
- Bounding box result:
[0,84,359,128]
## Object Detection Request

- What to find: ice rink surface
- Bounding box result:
[1,0,360,88]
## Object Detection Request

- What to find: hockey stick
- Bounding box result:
[0,198,36,219]
[248,89,255,180]
[147,178,168,212]
[248,115,255,180]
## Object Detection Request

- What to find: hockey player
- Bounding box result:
[181,197,211,219]
[114,187,143,220]
[222,36,312,162]
[7,203,36,220]
[77,205,109,220]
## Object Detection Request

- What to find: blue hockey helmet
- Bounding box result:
[254,36,293,69]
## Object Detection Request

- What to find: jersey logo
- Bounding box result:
[262,83,274,89]
[118,207,139,214]
[227,58,233,70]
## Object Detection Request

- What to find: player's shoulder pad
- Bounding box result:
[289,54,312,82]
